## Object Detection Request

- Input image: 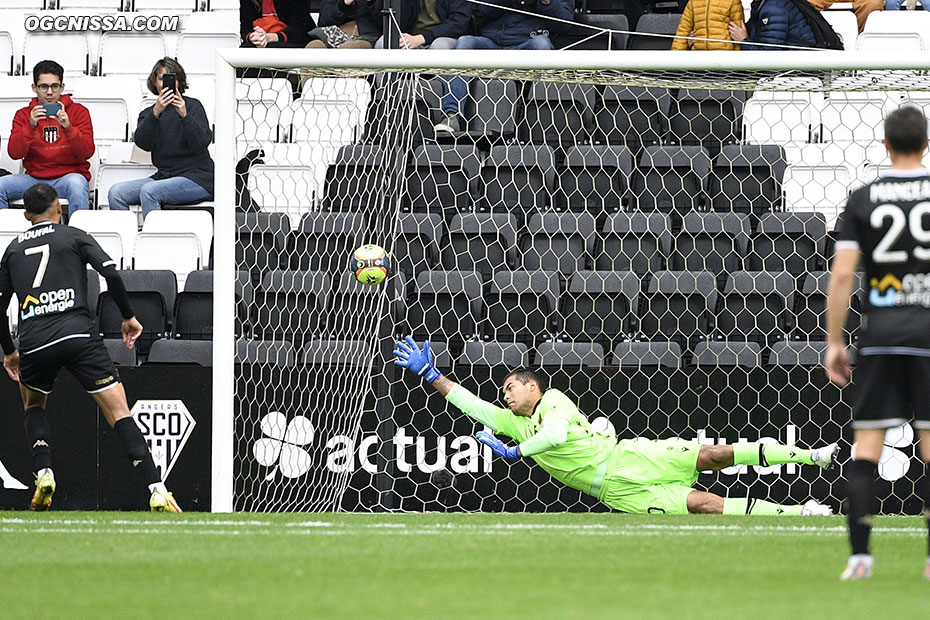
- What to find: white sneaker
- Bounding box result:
[810,443,839,470]
[801,499,833,516]
[841,554,873,580]
[434,113,462,134]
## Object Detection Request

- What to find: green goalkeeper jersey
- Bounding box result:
[445,384,617,497]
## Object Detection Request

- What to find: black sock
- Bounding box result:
[917,461,930,557]
[113,417,161,486]
[23,406,52,472]
[846,459,878,556]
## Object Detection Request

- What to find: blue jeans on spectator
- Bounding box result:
[0,172,89,211]
[884,0,929,9]
[108,176,212,220]
[442,34,554,115]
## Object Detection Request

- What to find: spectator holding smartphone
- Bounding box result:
[108,58,213,220]
[0,60,94,214]
[240,0,313,48]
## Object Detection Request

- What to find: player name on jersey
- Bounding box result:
[869,179,930,203]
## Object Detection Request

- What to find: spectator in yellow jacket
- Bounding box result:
[671,0,744,50]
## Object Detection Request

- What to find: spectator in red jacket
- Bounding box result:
[240,0,314,48]
[0,60,94,214]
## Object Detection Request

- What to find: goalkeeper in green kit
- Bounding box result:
[394,337,837,516]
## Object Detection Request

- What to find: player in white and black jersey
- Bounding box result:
[0,183,181,512]
[827,106,930,580]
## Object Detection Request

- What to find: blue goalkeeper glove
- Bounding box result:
[476,430,520,460]
[392,336,442,383]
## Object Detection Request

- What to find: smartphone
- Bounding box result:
[41,102,61,116]
[161,73,177,93]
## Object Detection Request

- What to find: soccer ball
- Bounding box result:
[351,244,390,285]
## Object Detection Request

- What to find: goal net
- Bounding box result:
[215,50,930,514]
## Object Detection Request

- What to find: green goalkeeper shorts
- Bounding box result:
[598,438,701,515]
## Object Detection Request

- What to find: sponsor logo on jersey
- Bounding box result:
[20,288,75,320]
[130,400,196,482]
[95,375,114,386]
[869,273,930,308]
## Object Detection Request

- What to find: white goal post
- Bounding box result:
[212,49,930,513]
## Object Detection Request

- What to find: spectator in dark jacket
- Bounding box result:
[728,0,816,50]
[240,0,314,48]
[306,0,397,48]
[374,0,472,50]
[108,59,213,220]
[436,0,574,133]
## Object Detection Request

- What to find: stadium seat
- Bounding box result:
[820,91,894,144]
[236,77,292,143]
[394,213,443,284]
[714,270,795,343]
[247,162,317,227]
[364,74,441,145]
[671,212,750,274]
[285,212,365,272]
[0,208,31,256]
[638,270,717,345]
[322,145,387,212]
[405,270,484,344]
[235,339,296,366]
[134,210,213,289]
[594,212,672,274]
[68,210,138,269]
[558,270,639,346]
[251,270,331,345]
[783,144,853,229]
[478,145,556,216]
[518,82,596,146]
[404,145,481,217]
[742,87,821,147]
[792,271,862,342]
[286,80,370,146]
[104,338,137,367]
[97,269,177,355]
[97,32,167,76]
[463,79,519,141]
[860,10,930,49]
[23,29,89,76]
[95,162,158,210]
[147,339,213,366]
[631,145,711,212]
[173,269,212,340]
[534,342,605,367]
[627,13,681,50]
[302,339,371,367]
[184,74,216,131]
[459,341,530,366]
[486,270,561,344]
[595,86,669,150]
[745,212,827,275]
[691,341,761,367]
[611,341,681,368]
[67,77,137,145]
[0,30,14,76]
[518,212,597,274]
[237,212,290,276]
[822,10,858,51]
[176,32,240,76]
[708,144,787,214]
[554,145,633,214]
[180,7,239,30]
[555,13,629,50]
[324,272,405,339]
[767,340,826,366]
[441,213,518,282]
[667,89,744,156]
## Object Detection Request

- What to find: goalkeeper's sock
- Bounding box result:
[846,459,878,556]
[916,461,930,556]
[732,442,812,467]
[23,406,52,472]
[723,497,803,516]
[114,417,161,486]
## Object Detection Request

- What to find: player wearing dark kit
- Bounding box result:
[826,106,930,580]
[0,183,181,512]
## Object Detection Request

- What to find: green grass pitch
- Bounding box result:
[0,511,926,619]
